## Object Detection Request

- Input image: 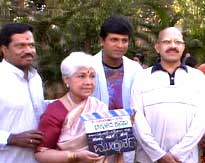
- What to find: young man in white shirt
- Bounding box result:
[93,15,143,163]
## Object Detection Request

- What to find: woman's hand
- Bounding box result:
[75,150,104,163]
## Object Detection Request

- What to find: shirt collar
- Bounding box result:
[2,59,37,79]
[151,62,188,73]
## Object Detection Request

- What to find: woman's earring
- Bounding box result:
[66,83,69,89]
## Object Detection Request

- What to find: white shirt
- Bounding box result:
[131,65,205,163]
[93,50,143,110]
[0,59,46,163]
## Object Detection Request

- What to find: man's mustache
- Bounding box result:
[166,48,179,53]
[22,53,34,57]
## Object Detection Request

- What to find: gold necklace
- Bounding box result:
[66,93,78,108]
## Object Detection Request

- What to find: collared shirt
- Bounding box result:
[0,59,46,163]
[151,62,188,85]
[131,64,205,163]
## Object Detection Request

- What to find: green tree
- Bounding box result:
[1,0,205,98]
[130,0,181,65]
[174,0,205,63]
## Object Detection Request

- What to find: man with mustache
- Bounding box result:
[0,23,46,163]
[131,27,205,163]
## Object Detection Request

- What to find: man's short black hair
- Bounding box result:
[0,23,33,47]
[100,15,133,40]
[134,53,145,64]
[184,56,197,68]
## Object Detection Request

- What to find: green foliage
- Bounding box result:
[1,0,205,83]
[130,0,181,65]
[175,0,205,63]
[27,0,141,82]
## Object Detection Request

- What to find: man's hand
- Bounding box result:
[158,153,181,163]
[7,130,43,148]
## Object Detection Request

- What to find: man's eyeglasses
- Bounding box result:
[159,40,185,46]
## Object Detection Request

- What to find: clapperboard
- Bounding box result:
[80,109,136,156]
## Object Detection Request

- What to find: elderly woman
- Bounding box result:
[35,52,122,163]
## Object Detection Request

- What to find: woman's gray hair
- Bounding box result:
[60,51,95,77]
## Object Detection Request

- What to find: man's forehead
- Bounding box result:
[11,31,34,43]
[159,27,183,40]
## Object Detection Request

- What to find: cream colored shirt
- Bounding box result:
[131,66,205,163]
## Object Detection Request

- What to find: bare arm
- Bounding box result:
[35,149,70,163]
[35,149,103,163]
